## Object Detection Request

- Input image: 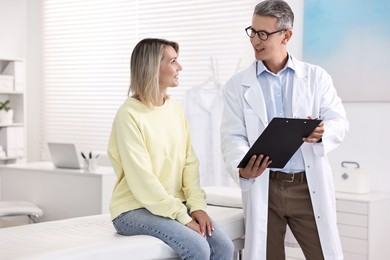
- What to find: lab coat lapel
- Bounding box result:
[291,59,309,117]
[242,64,267,125]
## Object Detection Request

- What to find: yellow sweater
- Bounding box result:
[108,97,206,225]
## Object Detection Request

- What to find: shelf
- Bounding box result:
[0,57,23,62]
[0,156,20,165]
[0,156,20,161]
[0,123,24,128]
[0,59,25,164]
[0,91,23,95]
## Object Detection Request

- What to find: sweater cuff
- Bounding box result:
[176,210,192,225]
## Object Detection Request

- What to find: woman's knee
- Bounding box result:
[179,236,210,259]
[208,228,235,259]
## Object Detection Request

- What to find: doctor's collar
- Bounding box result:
[256,54,295,76]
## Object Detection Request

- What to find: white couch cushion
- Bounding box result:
[203,186,242,208]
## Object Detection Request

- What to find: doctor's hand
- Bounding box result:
[303,116,324,143]
[239,154,272,179]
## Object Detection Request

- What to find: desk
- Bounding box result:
[0,162,116,222]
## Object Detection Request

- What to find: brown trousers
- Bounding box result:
[267,171,324,260]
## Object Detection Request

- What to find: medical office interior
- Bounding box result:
[0,0,389,259]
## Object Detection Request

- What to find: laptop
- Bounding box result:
[48,142,82,169]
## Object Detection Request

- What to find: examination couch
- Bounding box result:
[0,187,244,260]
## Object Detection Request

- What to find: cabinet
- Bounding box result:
[0,162,116,223]
[286,192,390,260]
[0,58,25,164]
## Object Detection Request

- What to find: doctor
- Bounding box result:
[220,1,349,260]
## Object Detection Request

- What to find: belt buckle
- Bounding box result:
[285,173,295,183]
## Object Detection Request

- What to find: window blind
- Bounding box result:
[42,0,254,157]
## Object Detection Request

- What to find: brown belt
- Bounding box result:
[269,170,306,183]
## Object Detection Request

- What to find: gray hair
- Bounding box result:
[254,0,294,30]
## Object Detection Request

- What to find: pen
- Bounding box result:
[81,152,86,159]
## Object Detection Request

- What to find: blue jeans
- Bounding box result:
[112,208,234,260]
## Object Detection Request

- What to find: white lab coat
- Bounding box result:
[182,85,237,187]
[221,57,349,260]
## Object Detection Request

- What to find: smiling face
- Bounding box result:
[250,15,291,66]
[159,45,182,90]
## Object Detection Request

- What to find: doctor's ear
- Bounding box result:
[282,30,292,45]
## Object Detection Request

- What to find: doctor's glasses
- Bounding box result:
[245,26,286,41]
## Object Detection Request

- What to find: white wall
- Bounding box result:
[328,102,390,192]
[285,0,303,59]
[0,0,26,59]
[0,0,385,193]
[25,0,43,162]
[0,0,42,162]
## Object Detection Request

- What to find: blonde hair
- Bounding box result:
[128,38,179,108]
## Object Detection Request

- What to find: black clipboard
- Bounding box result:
[237,117,322,169]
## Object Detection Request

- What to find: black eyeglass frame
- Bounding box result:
[245,26,286,41]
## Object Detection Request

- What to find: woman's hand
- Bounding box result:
[186,210,214,237]
[239,154,272,179]
[185,219,202,235]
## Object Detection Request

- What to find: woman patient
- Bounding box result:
[107,38,234,259]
